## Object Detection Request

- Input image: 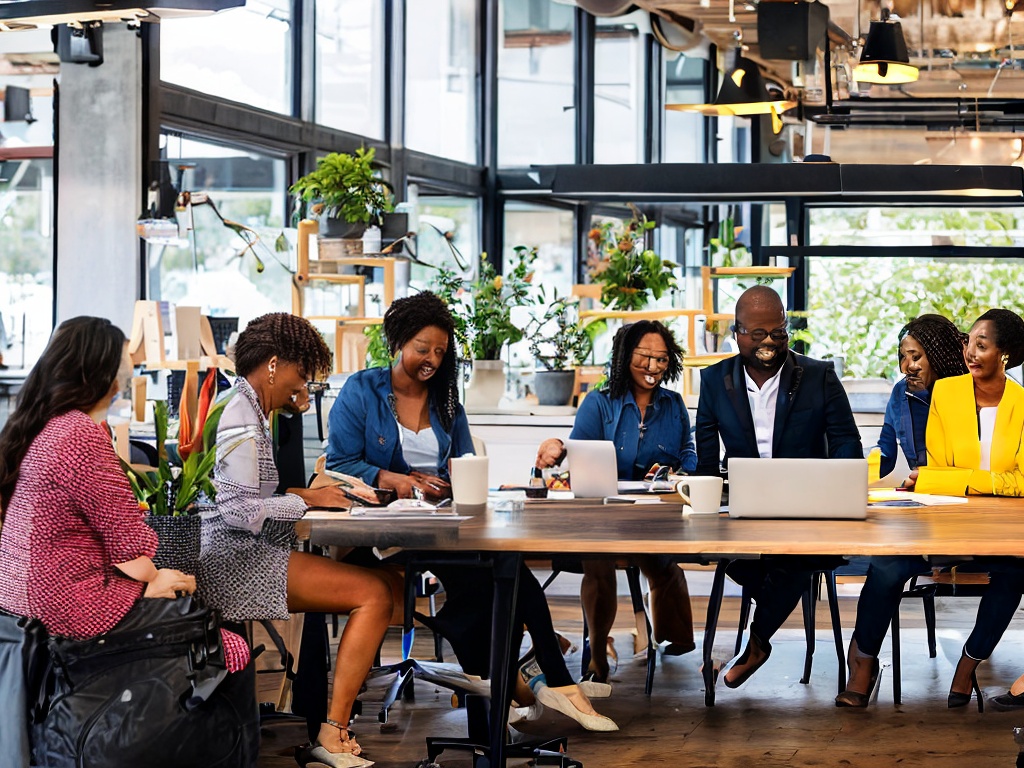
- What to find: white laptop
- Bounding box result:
[727,457,868,520]
[566,439,619,499]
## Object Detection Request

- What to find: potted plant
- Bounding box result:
[431,246,537,409]
[526,292,593,406]
[122,373,227,574]
[289,147,394,240]
[587,205,678,311]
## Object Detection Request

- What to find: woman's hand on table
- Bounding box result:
[379,470,450,501]
[410,471,451,502]
[293,485,374,508]
[536,438,566,469]
[144,569,196,599]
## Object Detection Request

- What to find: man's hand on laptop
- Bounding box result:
[536,438,567,468]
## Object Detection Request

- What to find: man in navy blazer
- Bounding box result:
[696,285,862,689]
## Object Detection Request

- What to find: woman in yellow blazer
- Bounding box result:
[916,308,1024,712]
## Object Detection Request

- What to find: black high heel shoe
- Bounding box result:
[948,651,984,712]
[835,656,881,708]
[724,634,772,689]
[989,690,1024,711]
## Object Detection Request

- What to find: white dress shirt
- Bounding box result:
[743,365,784,459]
[978,406,997,472]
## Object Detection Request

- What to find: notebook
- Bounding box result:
[727,457,869,520]
[565,439,619,499]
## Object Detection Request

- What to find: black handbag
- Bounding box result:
[33,596,258,768]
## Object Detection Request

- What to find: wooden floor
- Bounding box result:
[256,570,1024,768]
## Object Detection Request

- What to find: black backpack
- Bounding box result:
[33,596,258,768]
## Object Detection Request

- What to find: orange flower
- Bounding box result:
[311,202,324,215]
[618,238,633,253]
[524,271,534,284]
[588,228,602,242]
[493,276,503,290]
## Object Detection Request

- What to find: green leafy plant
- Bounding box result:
[526,292,593,371]
[587,207,677,311]
[431,247,537,361]
[709,213,750,268]
[289,147,394,227]
[121,393,227,516]
[363,324,393,369]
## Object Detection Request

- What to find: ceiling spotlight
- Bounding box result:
[853,8,919,85]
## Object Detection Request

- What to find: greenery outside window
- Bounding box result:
[160,2,292,115]
[316,0,385,139]
[406,0,479,163]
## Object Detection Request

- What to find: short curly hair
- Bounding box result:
[605,320,683,400]
[382,291,459,430]
[897,314,968,382]
[973,308,1024,369]
[233,313,332,379]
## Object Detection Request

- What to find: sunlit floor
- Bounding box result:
[256,570,1024,768]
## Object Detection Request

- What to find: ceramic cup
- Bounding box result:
[676,476,724,515]
[450,455,490,506]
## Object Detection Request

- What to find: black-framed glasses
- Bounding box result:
[306,381,330,396]
[731,323,789,343]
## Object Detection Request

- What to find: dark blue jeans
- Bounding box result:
[851,556,931,658]
[964,558,1024,660]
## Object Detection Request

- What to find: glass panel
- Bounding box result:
[316,0,385,138]
[594,12,645,164]
[406,193,481,290]
[0,158,53,370]
[809,206,1024,247]
[498,0,576,166]
[160,2,292,115]
[406,0,479,163]
[152,135,290,328]
[664,53,704,163]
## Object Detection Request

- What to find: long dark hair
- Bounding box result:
[897,314,968,382]
[383,291,459,430]
[605,320,684,400]
[0,317,126,512]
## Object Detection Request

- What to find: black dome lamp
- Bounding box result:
[853,7,919,85]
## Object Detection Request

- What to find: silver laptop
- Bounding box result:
[727,458,868,519]
[566,439,619,499]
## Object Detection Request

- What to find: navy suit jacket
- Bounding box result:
[695,351,862,476]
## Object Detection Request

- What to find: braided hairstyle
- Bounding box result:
[383,291,459,430]
[897,314,968,381]
[234,313,332,380]
[973,308,1024,369]
[0,317,126,513]
[605,320,684,400]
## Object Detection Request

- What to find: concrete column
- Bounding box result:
[55,24,142,332]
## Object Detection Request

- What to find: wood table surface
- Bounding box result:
[304,496,1024,558]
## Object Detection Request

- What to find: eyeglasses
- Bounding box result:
[632,351,671,368]
[306,381,330,396]
[731,323,790,343]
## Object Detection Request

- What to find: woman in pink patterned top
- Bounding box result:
[0,317,196,637]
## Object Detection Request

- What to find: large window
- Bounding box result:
[151,135,290,328]
[160,2,292,114]
[594,13,645,164]
[663,53,705,163]
[406,0,479,163]
[0,158,53,369]
[804,206,1024,378]
[498,0,576,167]
[406,191,481,291]
[316,0,386,138]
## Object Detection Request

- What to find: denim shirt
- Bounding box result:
[877,378,931,478]
[569,386,698,481]
[325,367,474,486]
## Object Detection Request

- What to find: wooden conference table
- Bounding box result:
[303,496,1024,767]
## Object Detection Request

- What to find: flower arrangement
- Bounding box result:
[587,206,677,311]
[526,292,592,371]
[122,372,226,516]
[432,246,537,361]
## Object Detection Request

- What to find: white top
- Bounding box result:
[400,424,440,474]
[978,406,997,472]
[743,366,784,459]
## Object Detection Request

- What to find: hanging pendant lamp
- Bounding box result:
[853,8,919,85]
[666,50,796,134]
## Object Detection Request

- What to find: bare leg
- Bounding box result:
[288,551,393,755]
[581,559,617,682]
[638,557,694,650]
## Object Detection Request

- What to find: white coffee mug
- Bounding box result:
[676,476,724,515]
[449,456,490,506]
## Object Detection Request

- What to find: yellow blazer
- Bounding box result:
[916,373,1024,497]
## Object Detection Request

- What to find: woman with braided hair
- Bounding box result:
[837,313,969,708]
[200,312,392,768]
[535,320,698,684]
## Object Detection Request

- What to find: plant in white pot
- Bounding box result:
[288,147,394,241]
[526,292,593,406]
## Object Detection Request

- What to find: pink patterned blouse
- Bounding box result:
[0,410,157,639]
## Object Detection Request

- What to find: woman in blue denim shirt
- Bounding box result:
[837,313,967,708]
[536,321,698,682]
